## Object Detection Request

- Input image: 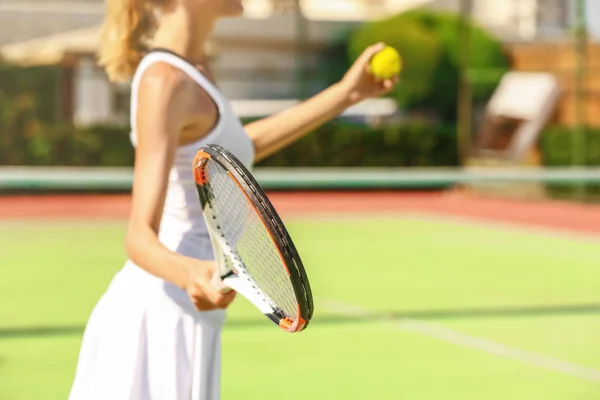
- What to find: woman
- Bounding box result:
[69,0,398,399]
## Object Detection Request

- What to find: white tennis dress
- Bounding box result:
[69,50,254,400]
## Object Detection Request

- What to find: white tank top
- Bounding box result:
[128,49,255,261]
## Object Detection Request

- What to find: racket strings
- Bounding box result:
[206,161,298,319]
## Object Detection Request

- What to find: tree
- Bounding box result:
[347,10,510,122]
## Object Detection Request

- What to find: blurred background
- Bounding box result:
[1,0,600,399]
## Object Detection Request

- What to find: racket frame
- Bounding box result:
[193,144,313,333]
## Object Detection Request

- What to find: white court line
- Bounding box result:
[321,298,600,383]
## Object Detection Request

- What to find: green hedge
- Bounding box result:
[258,121,458,167]
[540,125,600,166]
[539,125,600,199]
[5,119,599,165]
[0,123,134,166]
[0,121,459,168]
[0,65,59,123]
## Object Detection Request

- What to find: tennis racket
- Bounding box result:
[192,144,313,333]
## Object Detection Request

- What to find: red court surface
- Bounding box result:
[1,191,600,237]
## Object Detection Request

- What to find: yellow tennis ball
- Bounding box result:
[369,45,402,80]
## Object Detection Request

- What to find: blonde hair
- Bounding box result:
[98,0,162,82]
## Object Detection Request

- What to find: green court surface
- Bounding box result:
[1,218,599,399]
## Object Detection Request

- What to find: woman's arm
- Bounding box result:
[124,63,189,288]
[124,63,234,310]
[245,43,398,162]
[245,83,351,162]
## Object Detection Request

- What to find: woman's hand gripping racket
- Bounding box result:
[192,144,313,333]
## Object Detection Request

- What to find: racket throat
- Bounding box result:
[220,270,236,280]
[266,309,286,324]
[266,313,281,325]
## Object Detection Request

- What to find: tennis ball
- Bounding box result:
[369,45,402,80]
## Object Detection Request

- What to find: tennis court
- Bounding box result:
[1,189,599,400]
